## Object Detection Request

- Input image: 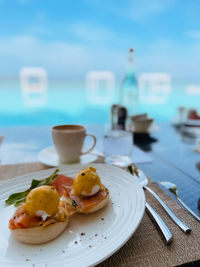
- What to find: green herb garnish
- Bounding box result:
[72,200,77,207]
[127,164,139,177]
[5,169,59,207]
[169,187,178,197]
[127,165,133,174]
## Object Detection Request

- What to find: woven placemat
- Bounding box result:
[0,162,199,267]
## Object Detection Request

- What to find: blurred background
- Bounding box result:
[0,0,200,126]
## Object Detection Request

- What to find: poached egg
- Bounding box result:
[24,185,60,218]
[73,166,101,197]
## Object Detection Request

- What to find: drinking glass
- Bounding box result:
[103,129,133,167]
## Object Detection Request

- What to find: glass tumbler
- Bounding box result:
[103,129,133,167]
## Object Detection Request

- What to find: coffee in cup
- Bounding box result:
[51,125,96,164]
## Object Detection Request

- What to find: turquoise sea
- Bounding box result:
[0,79,199,126]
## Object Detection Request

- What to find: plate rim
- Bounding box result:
[0,163,146,267]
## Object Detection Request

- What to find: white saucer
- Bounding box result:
[38,146,98,167]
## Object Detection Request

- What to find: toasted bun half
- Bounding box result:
[87,194,109,213]
[11,220,68,245]
[77,193,110,214]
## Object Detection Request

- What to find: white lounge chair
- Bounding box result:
[138,73,171,104]
[20,67,47,107]
[186,85,200,95]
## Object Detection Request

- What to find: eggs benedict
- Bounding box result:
[9,185,69,244]
[60,166,109,214]
[7,166,110,244]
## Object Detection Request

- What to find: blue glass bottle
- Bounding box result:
[120,48,139,115]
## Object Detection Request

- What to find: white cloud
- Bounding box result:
[187,30,200,40]
[0,35,124,78]
[136,39,200,80]
[0,34,199,80]
[130,0,173,21]
[69,22,116,44]
[23,20,116,45]
[72,23,115,42]
[104,0,176,22]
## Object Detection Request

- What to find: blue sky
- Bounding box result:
[0,0,200,80]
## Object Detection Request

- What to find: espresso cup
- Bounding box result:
[51,125,96,164]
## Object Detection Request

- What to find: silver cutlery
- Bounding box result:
[126,165,173,244]
[144,185,191,233]
[127,165,191,233]
[159,181,200,223]
[145,202,172,245]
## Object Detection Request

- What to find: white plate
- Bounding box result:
[0,163,145,267]
[38,146,98,166]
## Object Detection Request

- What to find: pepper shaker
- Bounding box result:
[111,104,127,130]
